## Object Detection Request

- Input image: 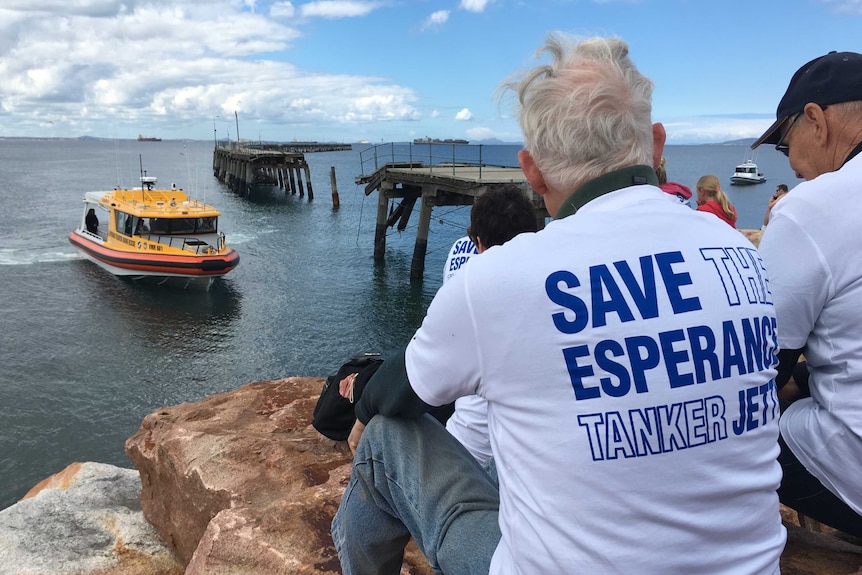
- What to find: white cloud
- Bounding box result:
[820,0,862,14]
[270,2,296,18]
[422,10,450,29]
[0,1,418,138]
[459,0,494,13]
[455,108,473,121]
[661,117,775,143]
[300,1,382,19]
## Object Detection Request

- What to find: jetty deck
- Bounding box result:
[356,142,547,279]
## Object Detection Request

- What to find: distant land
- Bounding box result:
[0,135,757,147]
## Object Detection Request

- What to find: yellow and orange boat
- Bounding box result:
[69,175,239,290]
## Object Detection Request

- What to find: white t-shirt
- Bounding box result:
[443,236,478,284]
[443,236,492,464]
[759,152,862,515]
[408,186,785,574]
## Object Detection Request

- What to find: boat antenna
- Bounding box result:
[139,154,146,203]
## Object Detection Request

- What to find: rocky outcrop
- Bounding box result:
[0,461,182,575]
[740,227,763,246]
[3,375,862,574]
[124,377,432,575]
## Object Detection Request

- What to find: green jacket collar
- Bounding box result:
[554,165,659,220]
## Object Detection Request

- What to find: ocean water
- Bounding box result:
[0,137,799,510]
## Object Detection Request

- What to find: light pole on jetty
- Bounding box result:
[212,115,220,148]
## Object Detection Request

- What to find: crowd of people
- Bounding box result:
[321,35,862,574]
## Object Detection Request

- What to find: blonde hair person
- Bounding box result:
[695,174,737,227]
[656,156,693,204]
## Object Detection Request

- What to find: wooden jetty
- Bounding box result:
[212,142,351,197]
[356,142,547,279]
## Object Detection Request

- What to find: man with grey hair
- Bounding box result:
[332,34,785,574]
[753,50,862,536]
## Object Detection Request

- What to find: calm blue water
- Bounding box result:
[0,137,799,510]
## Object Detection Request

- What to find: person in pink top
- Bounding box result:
[695,174,737,227]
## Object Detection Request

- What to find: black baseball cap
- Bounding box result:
[751,51,862,149]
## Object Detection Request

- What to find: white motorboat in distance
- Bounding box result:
[730,160,766,185]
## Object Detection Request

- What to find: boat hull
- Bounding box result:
[730,176,766,185]
[69,230,239,290]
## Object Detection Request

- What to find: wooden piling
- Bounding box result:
[330,166,340,209]
[410,187,434,279]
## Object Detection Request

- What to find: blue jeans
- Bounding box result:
[332,414,501,575]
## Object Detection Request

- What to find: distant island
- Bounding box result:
[137,135,162,142]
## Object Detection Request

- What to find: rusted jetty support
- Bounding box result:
[212,142,350,198]
[356,143,547,280]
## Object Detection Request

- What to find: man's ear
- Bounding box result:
[652,123,666,170]
[804,102,829,148]
[518,149,548,196]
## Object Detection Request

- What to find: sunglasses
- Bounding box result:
[774,114,800,158]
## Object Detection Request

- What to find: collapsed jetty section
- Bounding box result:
[213,142,351,198]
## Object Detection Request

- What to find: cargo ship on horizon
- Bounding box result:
[137,135,162,142]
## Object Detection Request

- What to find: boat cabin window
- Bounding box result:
[146,217,218,235]
[116,212,150,236]
[197,217,216,232]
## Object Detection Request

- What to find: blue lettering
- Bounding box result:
[546,270,589,334]
[721,320,746,378]
[688,325,720,383]
[657,403,687,452]
[590,264,635,327]
[614,256,659,320]
[684,400,708,446]
[606,411,636,459]
[630,407,662,456]
[595,339,630,397]
[625,335,659,394]
[578,413,605,460]
[741,316,765,373]
[563,345,599,400]
[655,251,701,314]
[659,328,694,389]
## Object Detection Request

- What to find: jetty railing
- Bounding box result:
[358,142,519,180]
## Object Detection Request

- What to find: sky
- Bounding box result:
[1,0,860,144]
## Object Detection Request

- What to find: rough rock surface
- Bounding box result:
[124,376,433,575]
[0,461,182,575]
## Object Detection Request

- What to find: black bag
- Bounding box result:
[312,353,384,441]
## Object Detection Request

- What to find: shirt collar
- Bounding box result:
[554,165,660,220]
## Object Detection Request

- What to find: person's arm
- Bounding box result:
[762,194,783,227]
[354,347,433,424]
[775,347,806,403]
[348,347,436,454]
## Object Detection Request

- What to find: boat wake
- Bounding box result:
[0,247,84,266]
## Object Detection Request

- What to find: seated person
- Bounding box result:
[695,174,737,227]
[753,49,862,537]
[762,183,788,228]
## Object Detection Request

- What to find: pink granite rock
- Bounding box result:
[125,377,433,575]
